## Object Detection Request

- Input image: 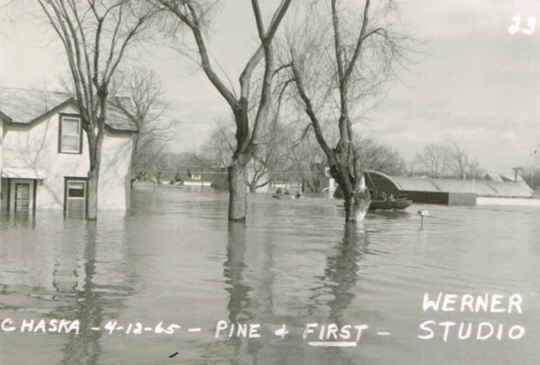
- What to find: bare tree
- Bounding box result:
[283,125,328,193]
[356,138,407,176]
[448,143,483,179]
[36,0,156,219]
[285,0,409,222]
[195,120,235,170]
[195,119,289,193]
[415,143,484,179]
[465,160,484,179]
[154,0,292,221]
[246,119,290,192]
[449,143,469,178]
[414,143,453,178]
[110,67,178,183]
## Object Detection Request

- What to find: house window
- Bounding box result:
[191,173,201,180]
[59,115,83,154]
[64,178,87,218]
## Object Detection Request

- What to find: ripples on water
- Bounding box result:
[1,186,540,364]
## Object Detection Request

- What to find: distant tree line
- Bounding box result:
[186,121,409,193]
[141,133,493,191]
[174,127,493,191]
[143,138,540,196]
[412,143,484,179]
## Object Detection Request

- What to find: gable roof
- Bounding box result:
[0,87,138,132]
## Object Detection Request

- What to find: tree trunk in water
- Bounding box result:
[87,167,100,220]
[86,132,104,221]
[343,191,371,223]
[228,162,248,222]
[335,170,371,223]
[247,182,256,193]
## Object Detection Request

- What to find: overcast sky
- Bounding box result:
[0,0,539,174]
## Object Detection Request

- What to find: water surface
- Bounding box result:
[1,187,539,364]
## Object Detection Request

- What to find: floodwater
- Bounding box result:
[1,186,540,365]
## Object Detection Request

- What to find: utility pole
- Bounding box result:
[512,167,522,183]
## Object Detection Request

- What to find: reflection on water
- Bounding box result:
[58,223,102,365]
[224,222,252,324]
[317,225,367,322]
[1,187,540,365]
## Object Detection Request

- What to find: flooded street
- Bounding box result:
[1,187,540,364]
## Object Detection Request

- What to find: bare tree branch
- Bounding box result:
[283,0,413,222]
[36,0,157,219]
[155,0,292,220]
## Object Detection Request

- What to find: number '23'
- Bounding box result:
[508,15,536,35]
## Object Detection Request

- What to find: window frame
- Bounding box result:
[63,176,88,218]
[14,183,31,212]
[58,113,83,154]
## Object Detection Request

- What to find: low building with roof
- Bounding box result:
[364,170,533,206]
[297,163,336,194]
[168,168,214,187]
[0,87,138,217]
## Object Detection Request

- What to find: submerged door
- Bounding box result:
[14,183,30,212]
[65,179,87,218]
[8,179,35,215]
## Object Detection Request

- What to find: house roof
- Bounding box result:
[1,167,47,179]
[0,87,138,132]
[365,170,533,198]
[485,172,504,182]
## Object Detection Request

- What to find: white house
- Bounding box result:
[0,87,138,218]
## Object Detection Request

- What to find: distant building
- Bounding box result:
[364,170,533,206]
[160,167,217,187]
[300,163,336,193]
[177,168,213,187]
[0,87,138,217]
